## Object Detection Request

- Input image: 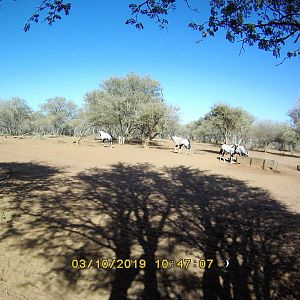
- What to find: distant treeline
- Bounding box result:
[1,73,299,151]
[177,102,300,152]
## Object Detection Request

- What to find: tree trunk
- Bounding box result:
[74,135,83,144]
[73,127,90,144]
[142,137,150,148]
[142,248,161,300]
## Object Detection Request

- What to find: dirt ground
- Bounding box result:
[1,136,299,300]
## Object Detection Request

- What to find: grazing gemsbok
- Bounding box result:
[171,136,192,155]
[219,144,237,163]
[98,130,113,147]
[219,144,249,163]
[235,145,249,157]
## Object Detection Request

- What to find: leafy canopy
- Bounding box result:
[39,97,78,134]
[18,0,300,61]
[127,0,300,60]
[204,103,254,143]
[23,0,71,32]
[288,98,300,134]
[0,97,32,135]
[84,73,173,139]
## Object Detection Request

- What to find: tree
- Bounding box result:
[39,97,78,135]
[128,0,300,61]
[85,73,165,141]
[250,120,282,151]
[231,107,255,144]
[177,120,201,141]
[20,0,300,60]
[181,104,254,144]
[30,111,53,136]
[135,100,179,147]
[288,98,300,135]
[276,123,299,151]
[0,97,32,135]
[69,109,91,144]
[204,103,254,144]
[23,0,72,32]
[190,117,224,144]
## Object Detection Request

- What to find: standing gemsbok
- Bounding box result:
[171,136,192,155]
[98,130,113,147]
[219,144,237,163]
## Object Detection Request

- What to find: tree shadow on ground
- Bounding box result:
[127,139,170,150]
[201,149,220,155]
[0,162,299,300]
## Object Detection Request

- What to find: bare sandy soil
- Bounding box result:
[1,136,299,300]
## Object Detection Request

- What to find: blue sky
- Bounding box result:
[0,0,299,124]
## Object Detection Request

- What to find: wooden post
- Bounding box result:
[118,136,125,144]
